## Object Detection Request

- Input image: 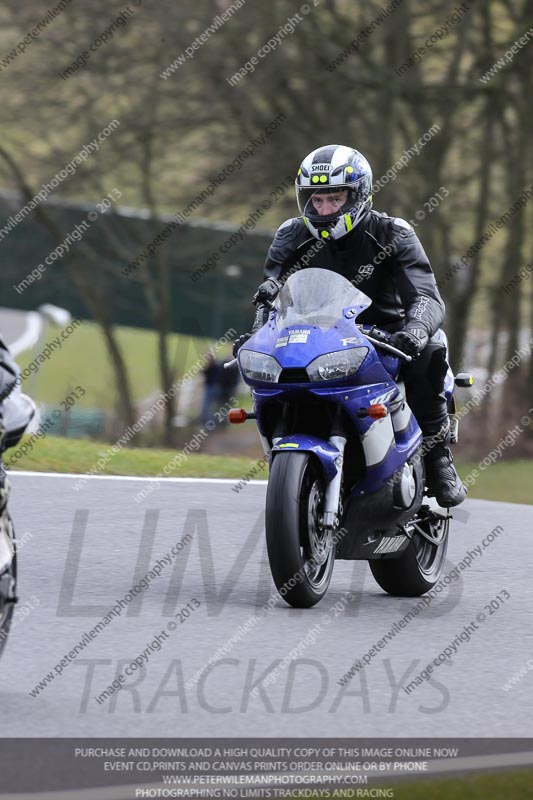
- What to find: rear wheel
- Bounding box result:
[266,452,335,608]
[369,511,449,596]
[0,512,17,659]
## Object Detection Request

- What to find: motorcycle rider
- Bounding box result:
[0,339,28,513]
[233,144,466,507]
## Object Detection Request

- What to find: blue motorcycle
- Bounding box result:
[230,268,470,608]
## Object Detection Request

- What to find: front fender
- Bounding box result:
[272,435,340,482]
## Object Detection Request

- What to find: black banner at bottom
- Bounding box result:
[0,739,532,799]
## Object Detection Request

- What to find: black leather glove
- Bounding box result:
[232,333,251,358]
[252,277,281,306]
[390,326,429,358]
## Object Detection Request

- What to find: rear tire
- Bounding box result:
[369,512,449,597]
[266,452,335,608]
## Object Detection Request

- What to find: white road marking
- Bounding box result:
[8,470,268,485]
[7,311,42,356]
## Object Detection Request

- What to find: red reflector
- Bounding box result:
[368,403,387,419]
[228,409,248,424]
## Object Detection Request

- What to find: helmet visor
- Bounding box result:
[296,175,372,227]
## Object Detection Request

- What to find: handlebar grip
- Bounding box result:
[358,324,391,342]
[363,333,413,362]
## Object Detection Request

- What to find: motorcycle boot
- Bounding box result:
[423,423,467,507]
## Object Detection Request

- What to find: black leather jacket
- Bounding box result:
[0,338,20,404]
[257,210,445,335]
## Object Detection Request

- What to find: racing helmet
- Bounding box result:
[295,145,373,240]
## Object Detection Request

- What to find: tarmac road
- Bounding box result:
[2,472,531,738]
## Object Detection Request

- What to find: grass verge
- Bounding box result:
[5,436,533,503]
[5,435,260,479]
[17,321,230,410]
[352,769,533,799]
[457,459,533,505]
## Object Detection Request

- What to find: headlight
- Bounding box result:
[239,350,282,383]
[307,347,368,382]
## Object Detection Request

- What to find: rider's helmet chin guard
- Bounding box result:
[295,145,373,241]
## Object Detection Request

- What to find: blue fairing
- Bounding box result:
[273,435,341,481]
[257,382,422,491]
[238,269,440,496]
[252,312,395,386]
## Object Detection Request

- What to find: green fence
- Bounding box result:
[39,405,108,439]
[0,191,277,338]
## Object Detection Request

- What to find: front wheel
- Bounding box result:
[266,452,335,608]
[369,511,449,597]
[0,512,17,660]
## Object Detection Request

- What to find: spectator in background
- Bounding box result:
[218,359,240,408]
[201,353,220,424]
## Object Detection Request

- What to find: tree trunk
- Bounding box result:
[447,101,494,370]
[0,144,137,430]
[138,129,177,447]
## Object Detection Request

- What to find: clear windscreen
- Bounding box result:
[275,268,371,331]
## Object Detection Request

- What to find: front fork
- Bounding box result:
[266,431,347,531]
[322,435,346,530]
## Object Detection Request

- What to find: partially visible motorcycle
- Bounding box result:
[228,268,472,608]
[0,388,36,659]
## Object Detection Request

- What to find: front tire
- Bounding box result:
[369,512,449,597]
[266,452,335,608]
